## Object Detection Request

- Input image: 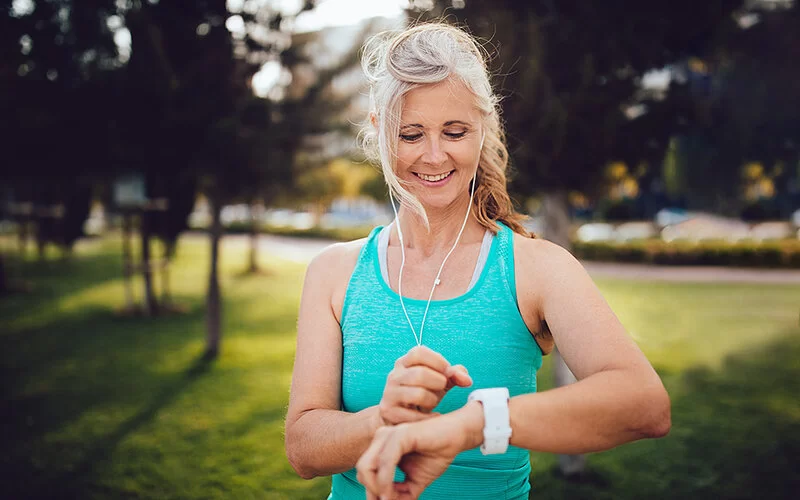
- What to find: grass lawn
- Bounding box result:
[1,235,799,499]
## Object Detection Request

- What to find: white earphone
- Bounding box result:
[388,129,483,346]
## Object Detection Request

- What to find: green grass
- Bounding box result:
[1,235,799,499]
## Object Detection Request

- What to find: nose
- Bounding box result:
[420,136,447,167]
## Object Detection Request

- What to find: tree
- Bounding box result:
[118,0,373,357]
[1,0,121,249]
[412,0,743,476]
[119,0,266,355]
[674,1,800,215]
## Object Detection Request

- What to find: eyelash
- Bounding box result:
[399,131,467,142]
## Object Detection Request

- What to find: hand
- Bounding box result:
[357,403,483,500]
[378,346,473,426]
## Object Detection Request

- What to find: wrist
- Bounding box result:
[466,388,513,455]
[370,405,386,433]
[454,400,485,451]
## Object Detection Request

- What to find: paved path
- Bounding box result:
[215,233,800,285]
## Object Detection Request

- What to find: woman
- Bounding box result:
[285,23,670,500]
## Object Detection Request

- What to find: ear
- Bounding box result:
[369,112,378,129]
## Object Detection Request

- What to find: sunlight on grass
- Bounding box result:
[597,279,800,371]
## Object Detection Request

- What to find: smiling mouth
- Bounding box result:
[414,170,454,182]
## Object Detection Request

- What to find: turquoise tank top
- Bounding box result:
[329,221,543,500]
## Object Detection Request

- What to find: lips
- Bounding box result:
[414,170,454,182]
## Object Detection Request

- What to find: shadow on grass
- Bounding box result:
[3,353,215,499]
[1,250,127,304]
[0,302,208,490]
[1,300,205,397]
[57,354,214,497]
[529,330,800,500]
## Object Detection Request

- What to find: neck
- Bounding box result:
[394,195,483,257]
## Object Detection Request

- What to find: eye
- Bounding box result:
[444,131,467,139]
[400,133,423,142]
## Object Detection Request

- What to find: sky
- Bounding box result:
[239,0,408,94]
[225,0,406,33]
[291,0,406,32]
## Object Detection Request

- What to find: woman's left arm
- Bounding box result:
[356,239,670,499]
[498,237,671,453]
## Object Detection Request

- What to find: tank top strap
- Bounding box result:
[340,226,383,323]
[376,222,494,293]
[494,221,520,304]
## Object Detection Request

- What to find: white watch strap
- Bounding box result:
[468,388,512,455]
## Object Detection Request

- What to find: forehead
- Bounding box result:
[400,79,480,126]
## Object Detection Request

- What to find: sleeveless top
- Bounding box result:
[377,222,494,293]
[329,221,543,500]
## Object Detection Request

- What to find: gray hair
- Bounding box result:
[359,23,501,227]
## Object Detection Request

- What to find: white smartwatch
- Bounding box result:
[467,387,512,455]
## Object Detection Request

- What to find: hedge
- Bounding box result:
[248,223,800,269]
[572,240,800,269]
[230,222,374,242]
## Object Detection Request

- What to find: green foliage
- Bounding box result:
[224,221,373,242]
[667,3,800,214]
[573,239,800,268]
[2,236,799,498]
[261,224,374,242]
[412,1,742,198]
[2,0,121,248]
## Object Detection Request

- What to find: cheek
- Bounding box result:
[396,145,416,170]
[452,149,480,171]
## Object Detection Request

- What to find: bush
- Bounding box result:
[262,224,374,242]
[572,239,800,268]
[219,222,374,241]
[256,224,800,268]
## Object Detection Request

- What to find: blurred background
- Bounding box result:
[1,0,799,498]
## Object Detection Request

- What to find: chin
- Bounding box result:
[416,192,466,212]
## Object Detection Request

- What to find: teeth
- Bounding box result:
[417,171,452,182]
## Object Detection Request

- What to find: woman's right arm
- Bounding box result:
[284,242,382,479]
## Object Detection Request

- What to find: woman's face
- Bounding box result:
[395,79,483,211]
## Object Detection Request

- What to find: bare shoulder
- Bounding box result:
[307,237,367,275]
[305,236,369,323]
[512,233,588,286]
[510,233,596,354]
[511,234,583,354]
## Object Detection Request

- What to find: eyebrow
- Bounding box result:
[400,120,473,128]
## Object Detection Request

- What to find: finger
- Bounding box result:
[394,482,412,496]
[396,366,448,392]
[383,405,439,425]
[356,448,380,498]
[394,385,440,411]
[376,427,409,499]
[397,345,451,374]
[357,427,391,497]
[384,384,439,412]
[445,364,473,389]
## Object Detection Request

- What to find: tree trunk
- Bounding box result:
[140,211,159,316]
[36,226,46,261]
[0,253,7,296]
[18,218,29,256]
[122,213,135,312]
[247,201,262,274]
[161,241,173,307]
[312,201,325,227]
[205,197,223,359]
[542,189,586,477]
[542,190,572,249]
